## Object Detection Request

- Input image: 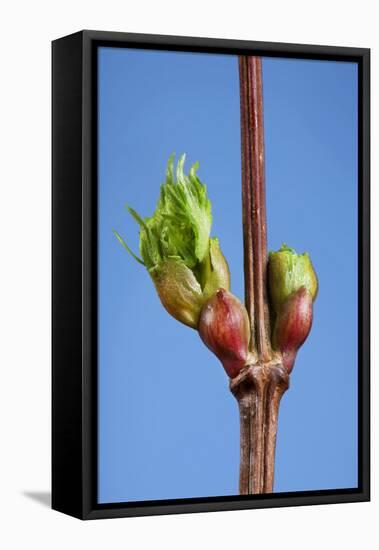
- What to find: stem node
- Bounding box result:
[230,362,289,494]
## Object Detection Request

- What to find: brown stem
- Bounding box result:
[233,366,265,493]
[235,55,289,495]
[239,56,272,362]
[262,365,289,492]
[231,362,289,494]
[239,58,255,348]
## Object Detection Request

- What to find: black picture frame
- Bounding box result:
[52,30,370,520]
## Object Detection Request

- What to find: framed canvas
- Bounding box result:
[52,30,370,520]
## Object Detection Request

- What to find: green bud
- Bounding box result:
[150,259,204,328]
[114,154,231,329]
[200,237,231,301]
[268,243,318,315]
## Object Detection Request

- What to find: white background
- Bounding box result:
[0,1,376,548]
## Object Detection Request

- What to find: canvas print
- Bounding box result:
[98,47,357,503]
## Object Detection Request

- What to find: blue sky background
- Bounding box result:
[98,47,358,503]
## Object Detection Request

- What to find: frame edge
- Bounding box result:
[52,30,86,520]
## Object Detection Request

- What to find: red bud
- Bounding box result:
[198,289,251,378]
[272,287,313,373]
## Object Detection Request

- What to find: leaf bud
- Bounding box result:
[198,289,251,378]
[114,154,231,329]
[268,243,318,316]
[150,259,204,329]
[272,287,313,373]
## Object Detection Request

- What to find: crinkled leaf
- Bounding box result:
[113,230,145,265]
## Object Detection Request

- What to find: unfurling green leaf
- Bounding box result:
[114,154,231,328]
